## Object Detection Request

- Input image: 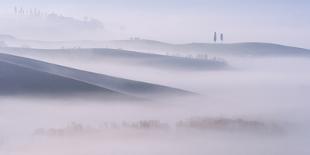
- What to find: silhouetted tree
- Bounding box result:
[220,33,224,43]
[214,32,217,43]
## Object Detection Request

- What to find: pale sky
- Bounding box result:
[1,0,309,48]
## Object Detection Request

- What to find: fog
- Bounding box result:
[1,52,310,154]
[1,1,310,48]
[0,1,310,154]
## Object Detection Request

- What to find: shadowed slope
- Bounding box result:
[0,53,193,98]
[0,60,128,98]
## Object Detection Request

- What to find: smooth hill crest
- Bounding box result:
[0,53,194,99]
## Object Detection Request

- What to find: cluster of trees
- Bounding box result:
[13,6,105,34]
[33,118,280,137]
[13,6,102,25]
[166,52,208,60]
[122,120,169,130]
[34,122,88,136]
[165,52,225,63]
[34,120,169,136]
[176,117,269,132]
[14,6,47,17]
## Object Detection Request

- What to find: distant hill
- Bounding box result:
[106,40,310,57]
[0,47,228,71]
[1,35,309,57]
[179,42,310,57]
[0,53,192,99]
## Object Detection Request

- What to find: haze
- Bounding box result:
[0,0,309,48]
[0,1,310,155]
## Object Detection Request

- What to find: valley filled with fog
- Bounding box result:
[0,40,310,155]
[1,1,310,154]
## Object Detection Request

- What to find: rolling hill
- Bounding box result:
[0,53,193,99]
[0,58,127,99]
[1,35,309,58]
[0,47,228,71]
[106,40,310,57]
